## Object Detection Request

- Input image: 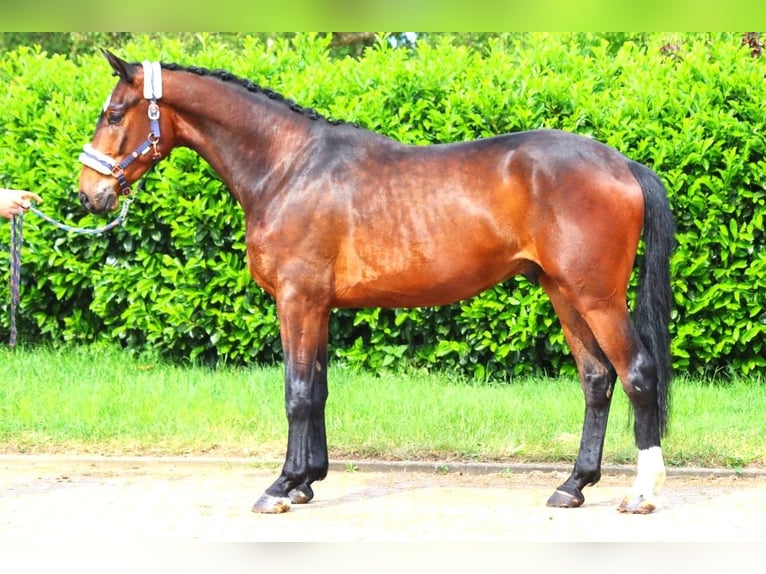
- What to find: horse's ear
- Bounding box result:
[101,49,135,84]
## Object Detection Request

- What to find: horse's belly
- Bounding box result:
[333,250,528,308]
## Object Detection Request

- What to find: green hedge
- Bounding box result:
[1,32,765,378]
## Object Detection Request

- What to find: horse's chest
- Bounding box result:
[244,227,331,297]
[244,232,280,296]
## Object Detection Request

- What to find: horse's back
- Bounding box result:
[342,128,644,218]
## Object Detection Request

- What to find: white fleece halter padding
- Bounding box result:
[142,61,163,100]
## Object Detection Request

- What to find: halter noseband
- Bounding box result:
[78,61,163,196]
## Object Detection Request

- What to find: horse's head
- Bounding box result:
[78,50,174,213]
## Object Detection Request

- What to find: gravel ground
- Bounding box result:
[1,454,762,573]
[0,454,764,544]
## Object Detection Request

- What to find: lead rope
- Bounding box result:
[6,171,154,349]
[7,199,132,349]
[9,212,23,347]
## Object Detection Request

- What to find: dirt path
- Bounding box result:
[1,455,765,542]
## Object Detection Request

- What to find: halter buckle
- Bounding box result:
[148,133,161,159]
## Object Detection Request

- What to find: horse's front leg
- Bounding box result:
[252,298,330,514]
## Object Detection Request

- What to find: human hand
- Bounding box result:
[0,188,43,219]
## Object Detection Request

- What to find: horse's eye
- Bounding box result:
[106,111,124,125]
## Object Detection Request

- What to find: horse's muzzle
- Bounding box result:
[79,190,115,213]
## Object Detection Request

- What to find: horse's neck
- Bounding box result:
[166,73,315,202]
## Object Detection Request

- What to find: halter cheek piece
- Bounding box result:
[78,61,163,196]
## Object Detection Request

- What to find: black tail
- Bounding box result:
[627,160,675,437]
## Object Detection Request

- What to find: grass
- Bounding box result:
[1,344,764,469]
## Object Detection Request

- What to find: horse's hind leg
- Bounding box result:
[567,297,666,514]
[541,277,617,508]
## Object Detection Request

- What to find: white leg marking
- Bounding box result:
[619,446,666,513]
[631,446,666,498]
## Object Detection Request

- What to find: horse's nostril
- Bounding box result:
[78,191,91,210]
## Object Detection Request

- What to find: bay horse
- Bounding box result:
[78,50,675,515]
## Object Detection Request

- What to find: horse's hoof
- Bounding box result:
[546,489,584,508]
[288,484,314,505]
[251,494,291,514]
[617,495,657,514]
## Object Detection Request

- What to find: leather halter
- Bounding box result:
[78,61,163,196]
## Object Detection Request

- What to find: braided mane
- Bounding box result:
[161,62,351,126]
